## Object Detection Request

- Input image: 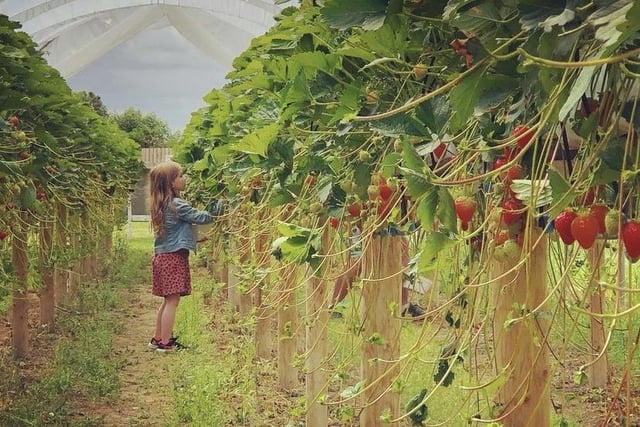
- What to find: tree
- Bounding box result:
[76,91,108,116]
[111,107,172,148]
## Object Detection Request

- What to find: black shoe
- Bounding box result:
[169,336,187,350]
[402,302,426,318]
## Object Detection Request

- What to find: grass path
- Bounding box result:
[70,224,178,426]
[95,282,175,426]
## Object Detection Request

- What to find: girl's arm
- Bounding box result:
[174,198,214,224]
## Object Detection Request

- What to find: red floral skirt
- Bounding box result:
[152,249,191,297]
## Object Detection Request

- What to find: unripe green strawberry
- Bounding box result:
[494,244,507,263]
[501,239,521,263]
[358,150,372,162]
[309,202,323,214]
[367,185,380,200]
[604,209,625,236]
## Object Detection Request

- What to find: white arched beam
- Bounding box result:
[14,0,279,35]
[50,6,165,78]
[166,8,243,68]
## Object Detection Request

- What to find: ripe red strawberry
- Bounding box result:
[493,156,509,171]
[622,220,640,263]
[347,203,361,218]
[513,125,534,150]
[501,199,522,225]
[8,116,19,127]
[0,230,7,240]
[589,204,609,235]
[570,212,599,249]
[503,164,524,182]
[454,196,476,225]
[378,183,393,201]
[377,198,393,219]
[577,185,604,206]
[495,230,510,246]
[554,210,577,245]
[329,217,339,229]
[433,143,447,160]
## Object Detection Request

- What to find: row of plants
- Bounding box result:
[0,14,143,357]
[173,1,639,425]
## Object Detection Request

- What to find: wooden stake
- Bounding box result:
[68,214,81,300]
[360,235,402,426]
[278,263,299,390]
[39,217,55,332]
[305,228,329,427]
[254,229,272,359]
[493,229,550,427]
[11,211,29,358]
[54,203,69,307]
[238,235,252,317]
[587,240,609,388]
[227,238,241,311]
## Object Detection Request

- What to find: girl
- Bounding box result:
[147,160,223,352]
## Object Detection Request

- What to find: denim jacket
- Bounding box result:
[154,198,222,254]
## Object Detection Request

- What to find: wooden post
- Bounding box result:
[68,213,82,300]
[227,236,251,312]
[493,229,550,427]
[238,236,252,316]
[305,227,329,427]
[360,235,402,426]
[11,211,29,358]
[39,217,55,332]
[278,263,299,390]
[54,203,69,307]
[587,240,609,388]
[81,213,94,282]
[227,259,241,312]
[254,229,272,359]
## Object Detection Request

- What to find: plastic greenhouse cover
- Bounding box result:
[0,0,295,77]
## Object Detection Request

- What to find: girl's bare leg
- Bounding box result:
[160,294,180,343]
[154,298,166,340]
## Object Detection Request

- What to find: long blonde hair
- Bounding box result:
[149,161,181,237]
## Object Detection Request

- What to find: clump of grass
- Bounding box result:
[168,276,262,426]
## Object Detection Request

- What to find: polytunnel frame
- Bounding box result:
[0,0,294,77]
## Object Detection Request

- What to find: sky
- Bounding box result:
[67,24,230,132]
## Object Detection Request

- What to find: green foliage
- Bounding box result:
[0,14,142,229]
[76,91,109,116]
[111,107,174,148]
